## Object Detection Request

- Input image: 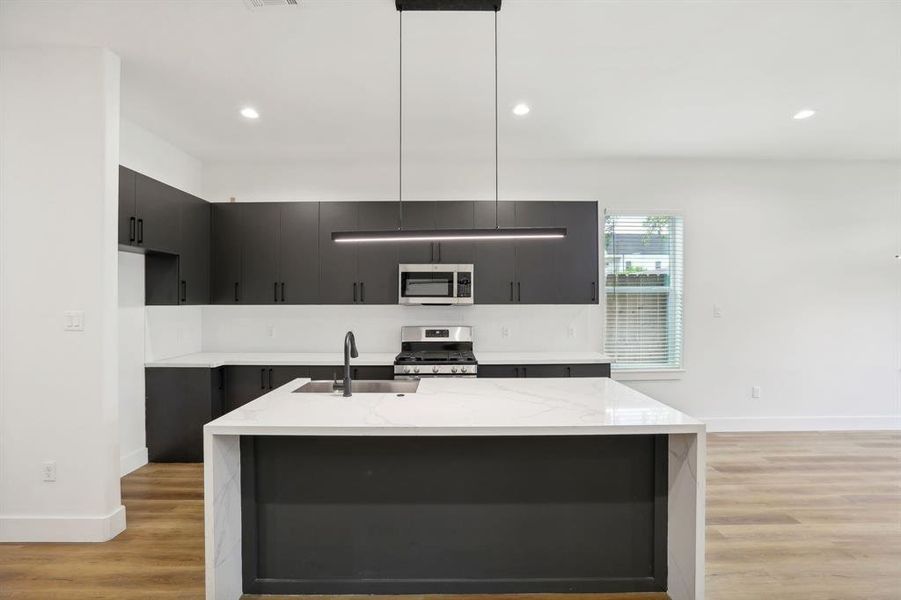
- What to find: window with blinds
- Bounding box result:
[604,213,684,370]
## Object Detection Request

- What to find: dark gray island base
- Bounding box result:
[239,434,668,595]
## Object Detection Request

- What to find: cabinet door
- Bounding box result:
[118,166,137,245]
[515,202,562,304]
[473,201,516,303]
[521,364,569,378]
[477,365,521,378]
[357,202,399,304]
[279,203,319,304]
[270,366,310,389]
[145,368,215,462]
[211,204,244,304]
[319,202,358,304]
[397,201,435,264]
[135,173,181,254]
[570,363,611,377]
[351,365,395,380]
[435,201,475,264]
[241,203,281,305]
[224,366,270,412]
[555,202,599,304]
[309,366,343,381]
[179,195,210,305]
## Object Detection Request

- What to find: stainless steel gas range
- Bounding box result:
[393,326,477,379]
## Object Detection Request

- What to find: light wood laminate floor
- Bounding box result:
[0,432,898,599]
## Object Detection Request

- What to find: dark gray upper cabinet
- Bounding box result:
[554,202,599,304]
[241,203,281,305]
[357,202,399,304]
[319,202,358,304]
[473,201,516,303]
[515,202,563,304]
[434,201,475,264]
[178,195,211,305]
[135,173,181,254]
[118,166,137,245]
[279,203,320,304]
[211,203,244,304]
[397,202,435,264]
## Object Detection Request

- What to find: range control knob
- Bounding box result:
[403,366,411,374]
[432,366,440,374]
[413,366,420,374]
[451,366,458,374]
[460,366,468,374]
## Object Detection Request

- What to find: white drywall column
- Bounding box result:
[0,48,125,541]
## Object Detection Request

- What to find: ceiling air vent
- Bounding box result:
[243,0,298,10]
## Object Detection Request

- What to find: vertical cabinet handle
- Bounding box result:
[509,282,514,301]
[360,281,365,303]
[274,282,278,302]
[517,282,522,302]
[591,281,596,302]
[260,368,266,389]
[566,366,572,377]
[128,217,136,242]
[437,243,441,262]
[234,282,239,303]
[353,282,358,303]
[136,219,144,244]
[514,367,519,377]
[268,369,273,389]
[522,367,527,378]
[281,282,285,303]
[181,280,187,303]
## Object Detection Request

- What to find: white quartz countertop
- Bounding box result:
[146,351,611,368]
[204,376,703,437]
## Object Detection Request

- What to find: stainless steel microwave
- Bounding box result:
[399,264,473,305]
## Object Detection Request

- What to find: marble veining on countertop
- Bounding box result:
[205,376,703,436]
[146,351,611,368]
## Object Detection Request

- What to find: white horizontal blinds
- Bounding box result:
[604,213,684,370]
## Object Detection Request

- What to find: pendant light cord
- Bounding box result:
[494,9,499,229]
[399,9,404,230]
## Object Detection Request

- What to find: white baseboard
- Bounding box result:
[704,415,901,433]
[0,504,126,542]
[120,447,148,476]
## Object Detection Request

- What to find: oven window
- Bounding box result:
[401,272,454,297]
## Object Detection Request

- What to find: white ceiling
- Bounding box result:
[1,0,899,162]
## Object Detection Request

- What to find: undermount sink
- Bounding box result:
[293,380,420,394]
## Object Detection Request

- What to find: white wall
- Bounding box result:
[0,48,124,541]
[202,304,601,354]
[202,158,901,431]
[117,252,146,476]
[117,120,204,474]
[120,118,203,197]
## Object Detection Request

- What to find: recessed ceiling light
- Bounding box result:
[240,107,260,120]
[793,108,816,120]
[512,103,530,117]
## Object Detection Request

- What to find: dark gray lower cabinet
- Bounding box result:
[145,367,224,462]
[478,363,611,378]
[240,434,667,594]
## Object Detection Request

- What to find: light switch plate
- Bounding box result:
[63,311,84,331]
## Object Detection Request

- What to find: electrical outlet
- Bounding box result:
[267,325,275,338]
[42,461,57,482]
[751,386,761,399]
[501,326,510,338]
[567,326,575,338]
[713,305,723,318]
[63,311,84,331]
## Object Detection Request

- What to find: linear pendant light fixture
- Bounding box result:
[332,1,566,244]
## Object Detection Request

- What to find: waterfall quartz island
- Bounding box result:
[204,377,705,600]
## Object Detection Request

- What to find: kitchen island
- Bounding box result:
[204,377,705,600]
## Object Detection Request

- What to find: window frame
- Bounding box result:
[602,209,685,379]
